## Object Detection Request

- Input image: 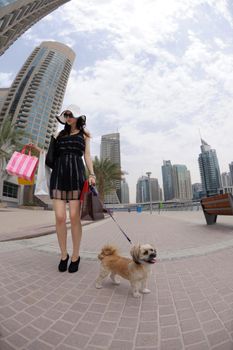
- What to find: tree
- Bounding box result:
[92,156,124,202]
[0,119,27,177]
[0,119,29,203]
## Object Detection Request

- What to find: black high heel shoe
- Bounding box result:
[68,256,80,273]
[58,254,69,272]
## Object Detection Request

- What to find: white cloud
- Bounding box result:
[0,72,14,87]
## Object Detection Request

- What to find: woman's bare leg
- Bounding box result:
[53,199,68,259]
[69,200,82,262]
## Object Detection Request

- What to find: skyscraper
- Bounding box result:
[172,164,192,200]
[0,88,9,110]
[150,178,161,201]
[229,162,233,186]
[198,139,222,197]
[0,0,70,55]
[121,178,129,204]
[100,133,121,203]
[136,176,149,203]
[0,41,75,148]
[136,176,161,203]
[192,183,202,200]
[221,172,231,187]
[162,160,174,201]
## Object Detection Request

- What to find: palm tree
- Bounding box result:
[0,119,27,176]
[0,119,29,203]
[92,156,124,202]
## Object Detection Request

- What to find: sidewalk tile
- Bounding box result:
[64,332,89,348]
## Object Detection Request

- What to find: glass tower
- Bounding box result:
[0,0,70,55]
[198,139,222,197]
[0,41,75,149]
[162,160,174,201]
[100,133,121,203]
[229,162,233,186]
[121,179,130,204]
[172,164,192,200]
[136,176,149,203]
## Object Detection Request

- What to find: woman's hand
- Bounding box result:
[88,174,96,186]
[26,143,42,153]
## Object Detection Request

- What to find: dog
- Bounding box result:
[95,244,157,298]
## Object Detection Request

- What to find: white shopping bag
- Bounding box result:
[35,151,52,205]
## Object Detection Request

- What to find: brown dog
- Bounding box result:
[95,244,157,297]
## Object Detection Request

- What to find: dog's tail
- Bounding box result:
[98,245,118,260]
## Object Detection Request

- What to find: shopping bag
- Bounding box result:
[34,151,52,205]
[18,176,35,186]
[80,181,104,221]
[6,146,38,180]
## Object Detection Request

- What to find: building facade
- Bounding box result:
[0,87,9,111]
[172,164,192,200]
[100,133,121,203]
[229,162,233,186]
[150,178,161,201]
[198,139,222,197]
[161,160,174,201]
[192,182,202,200]
[121,178,130,204]
[136,176,149,203]
[221,172,231,187]
[0,41,75,149]
[136,176,161,203]
[0,0,70,55]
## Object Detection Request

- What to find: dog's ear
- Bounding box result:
[130,244,141,263]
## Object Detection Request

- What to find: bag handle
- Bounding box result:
[80,180,89,202]
[21,145,32,156]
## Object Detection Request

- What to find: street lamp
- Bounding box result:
[146,171,152,214]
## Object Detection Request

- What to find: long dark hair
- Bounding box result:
[58,115,90,139]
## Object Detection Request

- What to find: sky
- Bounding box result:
[1,0,233,202]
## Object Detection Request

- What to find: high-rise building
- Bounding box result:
[0,0,70,55]
[121,178,129,204]
[136,176,161,203]
[198,139,222,197]
[136,176,149,203]
[150,178,160,201]
[162,160,174,201]
[172,164,192,200]
[100,133,121,203]
[192,182,202,200]
[221,172,231,187]
[229,162,233,186]
[0,41,75,148]
[0,87,9,111]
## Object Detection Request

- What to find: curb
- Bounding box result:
[0,220,94,242]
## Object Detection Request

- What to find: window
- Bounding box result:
[3,181,18,198]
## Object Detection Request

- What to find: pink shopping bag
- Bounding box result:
[6,146,39,181]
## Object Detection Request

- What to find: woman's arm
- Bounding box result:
[84,134,96,185]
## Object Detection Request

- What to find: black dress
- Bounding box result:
[50,131,86,201]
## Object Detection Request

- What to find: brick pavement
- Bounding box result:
[0,211,233,349]
[0,208,93,242]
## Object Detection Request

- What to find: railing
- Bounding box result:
[105,201,202,212]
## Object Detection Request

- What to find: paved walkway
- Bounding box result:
[0,209,233,349]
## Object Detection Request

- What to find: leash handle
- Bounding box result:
[106,209,132,244]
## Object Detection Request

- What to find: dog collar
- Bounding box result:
[133,258,141,265]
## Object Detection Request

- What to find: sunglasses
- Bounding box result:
[64,112,74,118]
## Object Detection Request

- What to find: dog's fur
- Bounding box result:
[95,244,157,297]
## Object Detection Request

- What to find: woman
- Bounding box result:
[31,105,96,273]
